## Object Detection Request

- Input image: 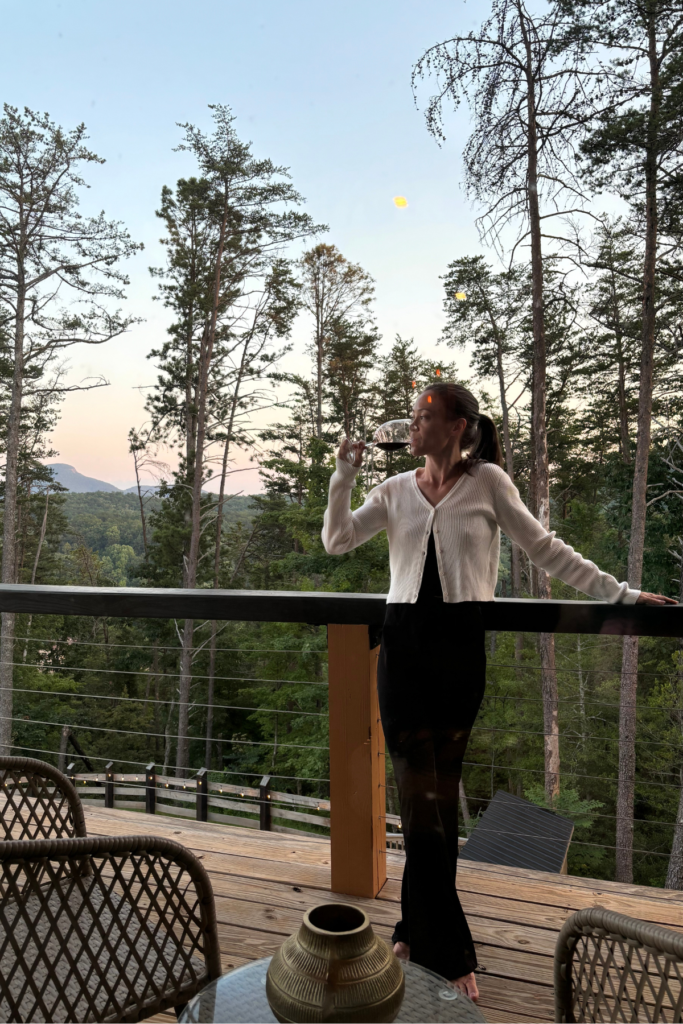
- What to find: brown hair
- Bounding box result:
[422,383,504,469]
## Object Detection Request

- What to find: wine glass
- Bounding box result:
[344,419,412,463]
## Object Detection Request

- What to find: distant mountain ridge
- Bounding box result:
[46,463,164,495]
[46,463,120,493]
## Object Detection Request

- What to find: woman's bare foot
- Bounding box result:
[452,972,479,1002]
[393,941,410,960]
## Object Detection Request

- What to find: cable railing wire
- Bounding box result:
[5,715,329,751]
[10,744,330,783]
[26,757,678,860]
[461,759,683,790]
[2,660,327,686]
[15,659,683,708]
[469,721,683,751]
[427,789,683,830]
[480,691,683,712]
[14,683,683,750]
[487,662,677,678]
[15,636,328,656]
[16,659,683,710]
[3,684,326,716]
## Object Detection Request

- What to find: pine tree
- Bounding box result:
[0,105,140,753]
[147,106,319,774]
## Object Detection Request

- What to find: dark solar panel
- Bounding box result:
[459,790,574,873]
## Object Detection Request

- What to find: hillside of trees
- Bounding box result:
[58,492,256,584]
[0,0,682,890]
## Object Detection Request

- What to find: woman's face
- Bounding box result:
[409,392,466,459]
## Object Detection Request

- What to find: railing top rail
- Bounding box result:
[0,583,680,636]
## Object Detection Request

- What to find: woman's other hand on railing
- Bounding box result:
[636,592,679,606]
[338,438,365,467]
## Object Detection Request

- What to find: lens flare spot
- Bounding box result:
[427,395,432,403]
[455,291,467,300]
[393,196,408,208]
[411,380,416,388]
[436,368,441,376]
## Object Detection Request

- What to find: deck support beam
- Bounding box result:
[328,624,386,898]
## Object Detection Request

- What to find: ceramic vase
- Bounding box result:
[266,903,405,1023]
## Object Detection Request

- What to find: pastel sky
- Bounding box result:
[1,0,490,492]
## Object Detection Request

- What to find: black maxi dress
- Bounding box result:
[377,528,486,981]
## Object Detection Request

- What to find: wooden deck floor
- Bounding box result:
[83,805,683,1024]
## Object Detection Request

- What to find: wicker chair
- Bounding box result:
[0,834,221,1023]
[0,756,87,841]
[555,906,683,1023]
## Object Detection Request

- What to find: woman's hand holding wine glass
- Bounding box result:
[338,438,366,467]
[340,420,412,465]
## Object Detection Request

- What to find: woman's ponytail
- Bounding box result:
[422,383,505,469]
[468,413,504,468]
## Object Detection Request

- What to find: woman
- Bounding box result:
[322,382,675,1001]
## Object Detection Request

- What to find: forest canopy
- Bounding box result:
[0,0,682,890]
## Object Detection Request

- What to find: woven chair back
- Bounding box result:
[0,834,221,1023]
[0,757,86,841]
[555,906,683,1022]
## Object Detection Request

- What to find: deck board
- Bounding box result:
[83,806,683,1024]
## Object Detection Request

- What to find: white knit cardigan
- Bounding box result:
[322,458,640,605]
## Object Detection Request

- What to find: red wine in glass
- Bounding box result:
[375,441,410,452]
[344,420,412,462]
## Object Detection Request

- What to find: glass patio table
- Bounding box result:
[179,956,488,1023]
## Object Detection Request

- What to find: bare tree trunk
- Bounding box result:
[133,450,149,557]
[616,334,631,466]
[271,715,278,770]
[616,15,660,884]
[205,356,246,769]
[665,548,683,889]
[205,630,217,770]
[163,700,175,777]
[577,631,588,748]
[176,198,230,777]
[495,333,523,597]
[22,489,50,663]
[519,4,560,804]
[316,321,324,439]
[176,624,194,776]
[459,779,471,832]
[315,276,325,438]
[58,724,70,774]
[0,288,26,754]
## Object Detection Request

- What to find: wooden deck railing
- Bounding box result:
[1,583,681,898]
[65,764,405,841]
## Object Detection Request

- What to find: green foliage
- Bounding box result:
[3,81,683,871]
[524,783,604,829]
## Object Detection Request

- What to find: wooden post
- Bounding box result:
[260,774,272,831]
[104,761,114,808]
[145,763,156,815]
[196,767,208,822]
[328,625,386,898]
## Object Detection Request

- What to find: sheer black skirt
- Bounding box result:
[377,599,486,981]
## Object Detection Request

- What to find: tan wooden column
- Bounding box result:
[328,624,386,898]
